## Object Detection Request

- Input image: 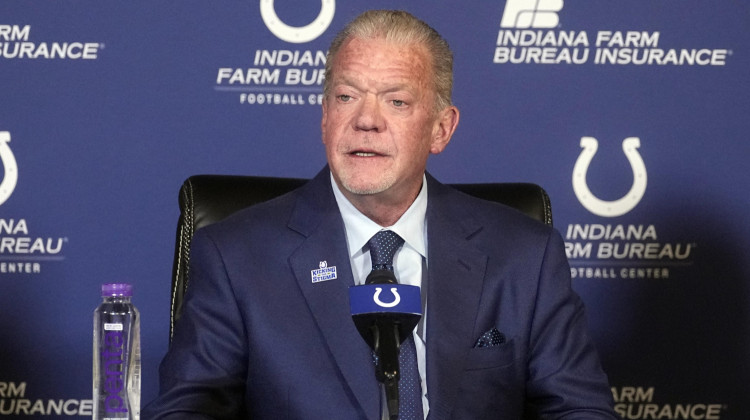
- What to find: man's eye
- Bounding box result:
[337,95,352,102]
[392,100,405,107]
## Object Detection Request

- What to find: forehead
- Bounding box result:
[331,36,432,86]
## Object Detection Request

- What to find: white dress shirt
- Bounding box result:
[331,173,430,419]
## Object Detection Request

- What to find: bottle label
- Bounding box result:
[104,323,123,331]
[101,330,128,415]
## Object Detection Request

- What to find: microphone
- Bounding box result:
[349,269,421,419]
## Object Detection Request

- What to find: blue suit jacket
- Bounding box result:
[143,168,617,419]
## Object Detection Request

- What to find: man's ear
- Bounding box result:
[320,97,328,144]
[430,105,460,154]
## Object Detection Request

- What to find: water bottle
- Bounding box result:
[93,283,141,420]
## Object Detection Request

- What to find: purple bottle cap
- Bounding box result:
[101,283,133,297]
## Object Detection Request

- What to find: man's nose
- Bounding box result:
[354,95,385,132]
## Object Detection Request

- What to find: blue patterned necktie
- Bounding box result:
[368,230,423,420]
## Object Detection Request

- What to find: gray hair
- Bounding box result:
[323,10,454,111]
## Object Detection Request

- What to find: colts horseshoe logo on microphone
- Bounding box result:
[0,131,18,206]
[373,287,401,308]
[572,137,647,217]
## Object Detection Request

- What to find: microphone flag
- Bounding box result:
[349,284,421,349]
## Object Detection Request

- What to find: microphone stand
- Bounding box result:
[353,268,421,420]
[372,319,401,419]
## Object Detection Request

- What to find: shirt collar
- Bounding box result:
[331,173,428,259]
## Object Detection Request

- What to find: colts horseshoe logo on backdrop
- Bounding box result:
[0,131,18,206]
[260,0,335,43]
[572,137,647,217]
[373,287,401,308]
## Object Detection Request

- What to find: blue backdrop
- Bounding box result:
[1,1,748,418]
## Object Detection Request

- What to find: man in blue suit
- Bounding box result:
[143,10,617,419]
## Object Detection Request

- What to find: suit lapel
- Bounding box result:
[287,170,381,420]
[425,178,489,420]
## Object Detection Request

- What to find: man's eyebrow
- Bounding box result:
[333,75,415,94]
[330,74,361,90]
[381,84,414,94]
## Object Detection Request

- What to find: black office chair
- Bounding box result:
[169,174,553,340]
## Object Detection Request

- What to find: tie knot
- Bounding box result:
[368,230,404,271]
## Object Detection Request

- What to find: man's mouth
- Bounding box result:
[353,152,378,157]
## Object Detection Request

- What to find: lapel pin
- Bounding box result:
[311,260,337,283]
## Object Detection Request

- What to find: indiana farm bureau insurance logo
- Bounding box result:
[494,0,732,66]
[215,0,335,106]
[564,137,697,280]
[0,24,103,60]
[0,132,68,276]
[612,386,727,419]
[0,381,92,416]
